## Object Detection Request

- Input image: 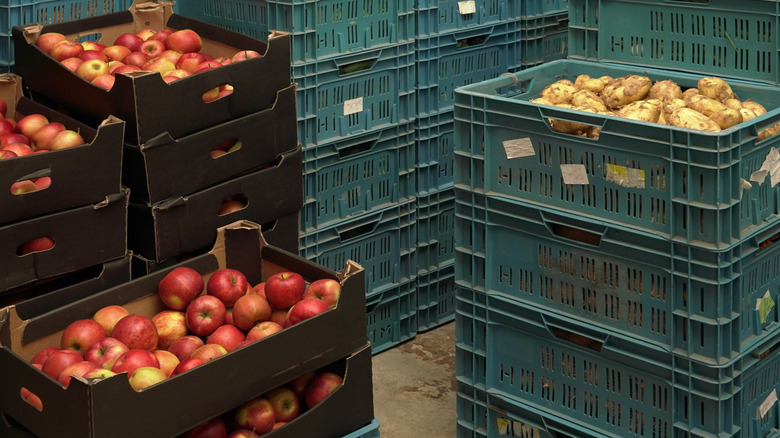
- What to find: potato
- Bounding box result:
[667,107,721,132]
[617,99,662,123]
[571,89,607,112]
[759,123,780,141]
[574,74,610,94]
[698,77,736,102]
[687,94,728,117]
[709,108,743,130]
[600,75,652,109]
[659,99,687,125]
[742,99,768,117]
[548,103,598,134]
[541,80,577,105]
[739,108,759,122]
[682,88,700,104]
[724,98,743,110]
[530,97,554,106]
[648,80,683,102]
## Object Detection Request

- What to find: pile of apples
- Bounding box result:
[37,27,260,96]
[23,266,342,434]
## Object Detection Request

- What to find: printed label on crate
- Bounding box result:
[561,164,589,185]
[605,164,645,189]
[759,390,778,419]
[458,1,477,14]
[503,138,536,159]
[344,97,364,116]
[750,147,780,187]
[756,290,776,324]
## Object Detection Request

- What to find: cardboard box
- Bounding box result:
[0,188,129,293]
[0,221,368,438]
[0,74,124,226]
[12,1,292,145]
[123,83,298,204]
[127,146,303,262]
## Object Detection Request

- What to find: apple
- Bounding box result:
[231,293,272,331]
[158,49,183,65]
[3,143,35,157]
[10,179,38,195]
[302,278,341,309]
[211,56,232,65]
[122,51,150,67]
[207,268,249,307]
[150,28,173,45]
[0,98,6,117]
[16,113,49,138]
[218,199,245,214]
[82,367,117,380]
[195,60,222,72]
[265,387,300,423]
[78,49,108,62]
[167,335,204,362]
[136,28,157,41]
[269,307,289,327]
[273,422,287,430]
[0,149,16,159]
[1,133,30,147]
[31,347,59,366]
[153,349,180,377]
[185,417,227,438]
[21,387,43,411]
[177,52,206,73]
[92,74,116,90]
[149,309,188,350]
[60,319,106,355]
[111,314,159,352]
[231,50,261,63]
[113,64,142,75]
[218,84,234,98]
[17,236,55,255]
[166,29,202,53]
[189,343,228,362]
[50,40,84,61]
[57,361,97,387]
[304,371,343,408]
[265,272,306,309]
[84,337,129,370]
[288,371,316,401]
[250,282,266,297]
[33,177,51,190]
[139,39,166,59]
[234,397,276,435]
[164,68,191,80]
[30,121,65,149]
[102,44,132,62]
[76,58,109,81]
[0,118,14,137]
[111,349,160,375]
[81,40,106,52]
[201,86,220,103]
[246,321,283,342]
[114,32,143,51]
[225,308,234,326]
[206,324,245,353]
[41,349,83,380]
[128,366,168,391]
[157,266,204,310]
[142,57,176,76]
[171,357,205,376]
[36,32,66,53]
[186,294,227,336]
[93,304,130,335]
[48,129,85,151]
[285,298,329,327]
[227,430,259,438]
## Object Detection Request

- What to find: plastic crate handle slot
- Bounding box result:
[336,56,379,76]
[544,317,606,352]
[538,105,607,138]
[539,211,606,247]
[335,132,382,159]
[463,72,532,95]
[335,212,383,243]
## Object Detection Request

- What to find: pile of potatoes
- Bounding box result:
[531,74,778,140]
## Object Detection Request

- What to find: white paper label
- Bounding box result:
[759,390,777,419]
[503,138,535,159]
[496,418,509,435]
[605,164,645,189]
[458,0,476,14]
[751,147,780,187]
[343,97,363,116]
[561,164,589,185]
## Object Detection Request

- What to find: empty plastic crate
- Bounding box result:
[417,188,456,273]
[174,0,268,42]
[415,0,520,37]
[454,59,780,250]
[366,279,417,354]
[520,0,567,19]
[416,111,455,194]
[416,264,456,332]
[454,188,487,293]
[517,13,568,69]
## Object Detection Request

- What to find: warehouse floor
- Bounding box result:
[371,322,457,438]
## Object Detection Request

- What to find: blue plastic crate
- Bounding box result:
[300,200,417,296]
[343,418,381,437]
[414,0,520,37]
[483,194,780,367]
[568,0,780,85]
[366,279,417,354]
[0,0,131,71]
[517,13,568,69]
[301,121,416,234]
[519,0,567,19]
[454,188,486,293]
[174,0,268,43]
[455,285,488,391]
[295,41,416,148]
[416,263,456,332]
[416,110,454,195]
[417,188,456,273]
[454,59,780,250]
[416,22,521,117]
[485,295,780,438]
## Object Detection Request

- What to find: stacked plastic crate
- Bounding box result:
[175,0,418,355]
[454,0,780,436]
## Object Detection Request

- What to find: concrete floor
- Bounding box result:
[371,321,457,438]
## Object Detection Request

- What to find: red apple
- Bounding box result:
[234,397,276,435]
[189,343,228,362]
[176,52,206,73]
[158,49,183,65]
[227,430,259,438]
[102,44,132,62]
[153,349,180,377]
[60,319,106,355]
[186,294,227,336]
[48,129,85,151]
[218,199,245,214]
[142,57,176,75]
[20,387,42,411]
[0,118,14,137]
[231,50,261,63]
[246,321,283,342]
[3,143,35,157]
[114,32,143,51]
[84,337,129,370]
[10,179,38,195]
[167,335,204,362]
[285,298,329,327]
[265,387,299,423]
[195,60,222,72]
[122,51,150,67]
[0,133,30,147]
[76,58,109,81]
[302,278,341,309]
[0,149,16,159]
[218,84,234,98]
[139,39,166,59]
[81,40,106,52]
[57,361,97,387]
[265,272,306,309]
[225,308,234,326]
[211,56,232,65]
[186,417,227,438]
[250,282,266,297]
[128,366,168,391]
[31,347,59,366]
[113,64,142,75]
[30,121,65,149]
[36,32,66,53]
[201,87,220,103]
[78,49,108,62]
[41,349,83,380]
[151,309,188,350]
[207,268,248,307]
[164,68,191,80]
[17,236,55,255]
[136,28,157,41]
[273,422,287,431]
[231,293,272,331]
[166,29,202,53]
[288,371,316,401]
[206,324,245,352]
[33,177,51,190]
[171,357,205,376]
[111,314,159,352]
[93,304,130,335]
[16,113,49,138]
[50,40,84,61]
[82,367,117,380]
[304,371,343,408]
[269,307,288,327]
[92,74,116,90]
[60,56,83,71]
[157,266,204,310]
[150,28,173,45]
[111,349,160,375]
